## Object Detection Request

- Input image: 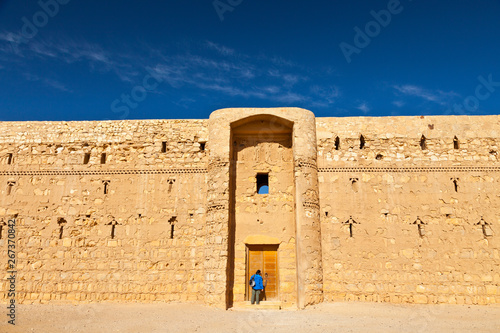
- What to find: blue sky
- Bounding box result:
[0,0,499,121]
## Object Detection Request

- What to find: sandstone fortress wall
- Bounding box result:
[0,108,499,309]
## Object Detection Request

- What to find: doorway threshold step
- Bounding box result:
[232,301,282,310]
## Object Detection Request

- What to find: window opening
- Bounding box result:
[334,137,340,150]
[167,178,175,192]
[57,218,67,239]
[476,217,493,238]
[107,219,119,239]
[0,219,5,239]
[350,178,359,192]
[169,216,177,239]
[103,180,110,194]
[83,153,90,164]
[451,178,459,192]
[7,181,15,195]
[413,217,426,237]
[420,135,427,150]
[343,216,359,237]
[256,173,269,194]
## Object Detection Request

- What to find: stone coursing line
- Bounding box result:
[302,201,320,210]
[297,161,318,170]
[0,168,207,176]
[207,204,227,212]
[319,166,500,173]
[2,166,497,175]
[1,166,497,176]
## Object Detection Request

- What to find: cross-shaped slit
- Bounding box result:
[169,216,177,239]
[7,181,16,195]
[413,217,426,237]
[343,216,358,237]
[57,218,67,239]
[0,219,5,239]
[476,217,493,238]
[102,180,110,194]
[167,179,176,193]
[451,178,459,192]
[107,218,119,239]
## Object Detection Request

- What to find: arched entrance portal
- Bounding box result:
[229,116,296,307]
[206,108,323,310]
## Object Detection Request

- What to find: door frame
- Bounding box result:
[245,244,279,301]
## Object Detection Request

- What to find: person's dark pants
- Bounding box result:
[251,289,261,304]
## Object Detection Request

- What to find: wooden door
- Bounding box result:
[246,245,278,301]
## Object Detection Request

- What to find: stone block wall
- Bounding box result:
[317,115,500,305]
[0,120,209,304]
[0,112,499,307]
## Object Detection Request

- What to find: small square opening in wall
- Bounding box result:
[83,153,90,164]
[102,180,110,194]
[256,173,269,194]
[7,181,15,195]
[359,135,365,149]
[334,137,340,150]
[100,153,107,164]
[420,135,427,150]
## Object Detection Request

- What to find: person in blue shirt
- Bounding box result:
[250,270,264,304]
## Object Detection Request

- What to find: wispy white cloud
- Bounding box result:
[274,91,308,104]
[30,42,58,58]
[0,32,113,66]
[0,33,116,68]
[23,73,71,92]
[0,31,342,106]
[262,86,281,94]
[310,86,340,104]
[205,41,235,56]
[393,85,436,101]
[268,69,304,87]
[0,33,141,85]
[393,84,460,106]
[51,41,113,67]
[357,102,370,113]
[267,55,296,67]
[0,32,16,43]
[173,97,196,109]
[44,78,71,92]
[392,100,405,107]
[145,45,338,105]
[197,83,268,99]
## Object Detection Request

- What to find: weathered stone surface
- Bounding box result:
[0,110,499,308]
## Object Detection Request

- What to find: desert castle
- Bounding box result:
[1,108,499,309]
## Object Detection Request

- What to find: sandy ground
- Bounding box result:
[1,302,500,333]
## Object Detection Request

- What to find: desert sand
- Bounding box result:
[2,302,500,333]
